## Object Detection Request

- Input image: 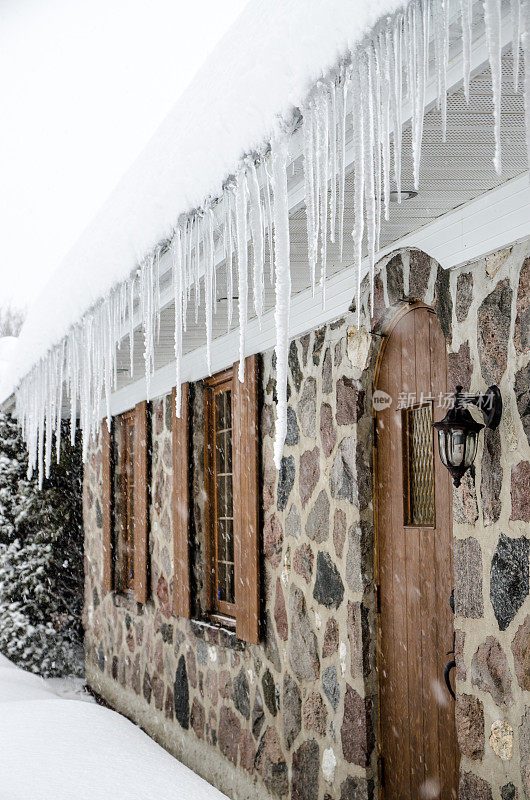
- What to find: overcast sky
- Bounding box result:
[0,0,248,310]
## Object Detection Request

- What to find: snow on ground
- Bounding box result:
[0,655,228,800]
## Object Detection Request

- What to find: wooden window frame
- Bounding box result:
[102,401,149,604]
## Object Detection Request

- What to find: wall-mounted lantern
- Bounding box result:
[433,385,502,487]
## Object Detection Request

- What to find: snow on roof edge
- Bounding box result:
[4,0,407,400]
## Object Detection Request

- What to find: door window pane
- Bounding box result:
[403,403,435,526]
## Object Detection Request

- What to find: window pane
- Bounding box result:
[213,386,234,607]
[112,413,135,591]
[403,404,435,526]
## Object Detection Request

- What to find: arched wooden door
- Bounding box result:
[374,304,459,800]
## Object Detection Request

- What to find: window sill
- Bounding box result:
[189,616,244,651]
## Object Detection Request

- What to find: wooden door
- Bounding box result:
[374,304,459,800]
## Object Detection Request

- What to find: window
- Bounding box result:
[204,370,236,618]
[113,410,136,592]
[402,403,435,527]
[172,355,259,642]
[102,401,149,603]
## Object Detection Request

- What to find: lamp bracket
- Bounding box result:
[465,385,502,430]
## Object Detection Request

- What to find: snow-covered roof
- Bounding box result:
[6,0,405,395]
[0,337,17,387]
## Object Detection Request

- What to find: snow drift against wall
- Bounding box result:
[5,0,530,482]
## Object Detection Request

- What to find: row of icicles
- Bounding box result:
[16,0,530,484]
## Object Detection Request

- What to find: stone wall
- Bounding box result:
[83,239,529,800]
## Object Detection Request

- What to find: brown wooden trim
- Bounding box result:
[101,419,113,594]
[233,355,260,644]
[203,382,215,613]
[172,384,191,618]
[133,401,149,604]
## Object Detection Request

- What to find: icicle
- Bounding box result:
[352,64,365,327]
[380,30,392,221]
[461,0,473,100]
[317,85,329,306]
[270,129,291,470]
[235,170,248,382]
[364,50,377,312]
[225,190,234,330]
[248,161,264,325]
[512,0,522,92]
[302,100,318,294]
[484,0,503,174]
[390,14,403,199]
[173,229,183,416]
[337,67,350,260]
[329,82,338,244]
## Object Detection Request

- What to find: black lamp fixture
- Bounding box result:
[433,385,502,487]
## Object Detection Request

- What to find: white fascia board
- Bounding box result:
[109,169,530,416]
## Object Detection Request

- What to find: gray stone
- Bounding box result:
[277,455,295,511]
[285,407,300,446]
[356,441,371,511]
[459,771,493,800]
[322,347,333,395]
[233,668,250,720]
[265,611,282,672]
[409,250,432,299]
[319,403,336,458]
[481,428,502,526]
[511,461,530,522]
[330,437,356,504]
[289,341,303,392]
[456,272,473,322]
[322,665,340,711]
[454,537,483,618]
[386,254,404,304]
[95,498,102,528]
[434,264,452,340]
[346,525,363,593]
[289,585,319,681]
[291,740,319,800]
[298,377,317,438]
[501,783,517,800]
[255,726,289,797]
[305,490,330,543]
[252,689,265,739]
[283,673,302,749]
[218,706,241,765]
[341,685,373,767]
[515,362,530,447]
[448,341,472,393]
[97,644,105,672]
[515,256,530,355]
[143,670,152,704]
[261,668,277,716]
[471,636,513,707]
[312,327,326,366]
[299,447,320,508]
[478,278,513,384]
[174,655,189,729]
[286,504,301,539]
[340,776,372,800]
[453,468,479,525]
[313,551,344,609]
[490,533,529,631]
[333,509,347,559]
[300,334,310,367]
[520,706,530,800]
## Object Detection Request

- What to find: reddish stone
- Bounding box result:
[289,585,319,681]
[471,637,513,707]
[511,461,530,522]
[274,578,289,641]
[459,771,493,800]
[291,740,319,800]
[320,403,336,458]
[514,256,530,355]
[370,272,386,331]
[263,514,284,568]
[455,272,473,322]
[322,617,339,658]
[481,428,502,526]
[206,709,217,747]
[478,278,513,385]
[206,669,218,705]
[152,675,164,711]
[303,691,328,736]
[448,341,472,392]
[186,648,197,689]
[333,509,347,559]
[126,627,135,653]
[156,575,171,618]
[409,249,432,300]
[218,707,240,764]
[239,729,256,773]
[293,543,314,583]
[456,694,484,760]
[336,377,364,426]
[341,685,373,767]
[454,537,483,618]
[263,446,277,512]
[455,630,466,682]
[453,469,478,525]
[191,697,205,739]
[218,669,232,699]
[262,405,275,438]
[154,638,164,675]
[511,615,530,691]
[131,653,141,695]
[255,727,288,797]
[520,707,530,800]
[347,601,366,679]
[155,400,164,436]
[299,448,320,508]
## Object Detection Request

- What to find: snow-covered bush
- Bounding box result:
[0,412,84,676]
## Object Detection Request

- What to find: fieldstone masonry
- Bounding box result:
[83,241,530,799]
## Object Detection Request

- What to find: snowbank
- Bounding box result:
[7,0,405,394]
[0,656,228,800]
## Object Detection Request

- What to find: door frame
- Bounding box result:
[371,299,457,798]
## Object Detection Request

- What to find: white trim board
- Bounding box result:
[109,171,530,417]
